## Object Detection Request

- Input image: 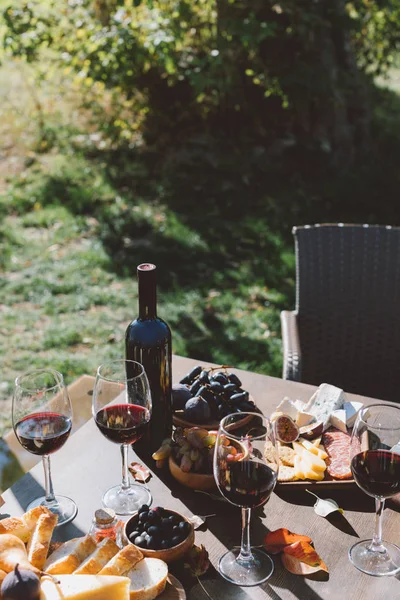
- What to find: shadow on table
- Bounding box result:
[275,486,376,513]
[5,472,85,541]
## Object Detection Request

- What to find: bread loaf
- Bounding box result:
[0,506,48,543]
[126,558,168,600]
[98,545,143,576]
[45,535,97,574]
[27,510,58,570]
[73,538,119,575]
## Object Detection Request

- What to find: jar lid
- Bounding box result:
[94,508,116,524]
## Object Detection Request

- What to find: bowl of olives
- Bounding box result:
[172,365,257,429]
[123,505,195,563]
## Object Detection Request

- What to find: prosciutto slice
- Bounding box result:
[322,428,352,480]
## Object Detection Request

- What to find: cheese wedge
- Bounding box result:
[40,574,130,600]
[330,409,347,433]
[276,398,299,420]
[304,383,345,430]
[126,558,168,600]
[343,401,363,427]
[294,455,305,479]
[73,538,119,575]
[45,535,97,574]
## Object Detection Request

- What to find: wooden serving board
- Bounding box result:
[277,477,355,489]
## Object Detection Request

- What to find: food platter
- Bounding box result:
[276,476,356,489]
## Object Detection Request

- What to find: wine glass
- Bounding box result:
[12,368,77,526]
[349,403,400,576]
[93,359,152,515]
[213,412,279,586]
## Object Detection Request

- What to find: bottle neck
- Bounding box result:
[138,271,157,319]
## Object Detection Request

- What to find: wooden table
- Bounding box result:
[2,356,399,599]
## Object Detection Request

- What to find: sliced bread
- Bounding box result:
[98,545,143,576]
[73,538,119,575]
[45,535,97,574]
[126,558,168,600]
[0,506,49,543]
[27,510,58,570]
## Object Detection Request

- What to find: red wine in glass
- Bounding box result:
[95,404,150,445]
[217,461,276,508]
[351,450,400,498]
[15,412,72,455]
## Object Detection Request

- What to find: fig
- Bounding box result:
[184,397,211,423]
[274,415,300,443]
[1,565,40,600]
[299,421,324,440]
[172,384,193,411]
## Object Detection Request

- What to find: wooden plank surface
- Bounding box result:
[1,356,399,599]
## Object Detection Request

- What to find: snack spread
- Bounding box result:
[0,506,169,600]
[270,383,363,483]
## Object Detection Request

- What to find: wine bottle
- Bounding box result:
[125,263,172,460]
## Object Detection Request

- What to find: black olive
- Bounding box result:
[128,530,141,542]
[134,535,147,548]
[138,511,149,522]
[138,504,150,514]
[148,525,161,537]
[171,535,182,547]
[160,539,170,549]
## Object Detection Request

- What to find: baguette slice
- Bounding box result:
[45,535,97,574]
[27,510,58,570]
[73,538,119,575]
[0,506,49,543]
[127,558,168,600]
[98,545,143,576]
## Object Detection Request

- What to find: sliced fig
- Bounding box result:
[274,415,300,444]
[299,421,324,440]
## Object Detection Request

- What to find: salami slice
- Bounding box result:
[322,428,352,480]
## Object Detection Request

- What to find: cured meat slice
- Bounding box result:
[322,427,352,480]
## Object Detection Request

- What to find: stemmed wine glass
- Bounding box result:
[93,359,152,515]
[213,412,279,586]
[349,403,400,576]
[12,368,77,526]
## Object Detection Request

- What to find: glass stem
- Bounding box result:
[370,497,386,553]
[43,455,56,503]
[121,444,130,491]
[238,507,252,563]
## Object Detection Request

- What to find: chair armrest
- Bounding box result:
[280,311,302,381]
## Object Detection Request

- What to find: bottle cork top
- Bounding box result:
[94,507,116,524]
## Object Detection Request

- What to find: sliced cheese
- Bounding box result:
[276,397,299,420]
[294,399,305,412]
[343,401,363,427]
[294,455,305,479]
[300,439,328,460]
[301,463,325,481]
[304,383,346,429]
[330,409,347,433]
[126,558,168,600]
[292,442,327,472]
[40,574,130,600]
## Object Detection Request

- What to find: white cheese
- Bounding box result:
[304,383,346,430]
[390,443,400,455]
[343,401,363,427]
[296,410,315,427]
[40,575,130,600]
[330,409,347,433]
[294,399,306,412]
[276,397,299,420]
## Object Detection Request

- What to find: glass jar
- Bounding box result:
[89,508,123,546]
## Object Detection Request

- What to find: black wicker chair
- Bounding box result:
[281,224,400,402]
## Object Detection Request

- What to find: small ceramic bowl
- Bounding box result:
[123,508,195,564]
[169,454,216,490]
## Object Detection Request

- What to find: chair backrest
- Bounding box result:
[294,224,400,402]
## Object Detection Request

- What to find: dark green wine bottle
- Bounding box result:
[125,264,172,460]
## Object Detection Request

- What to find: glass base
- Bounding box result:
[349,539,400,577]
[218,547,274,586]
[27,495,78,527]
[102,484,152,516]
